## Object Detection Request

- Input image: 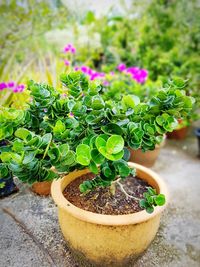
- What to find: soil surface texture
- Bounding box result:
[63,173,150,215]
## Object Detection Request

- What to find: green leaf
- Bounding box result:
[146,206,154,214]
[122,95,140,109]
[61,151,76,165]
[99,146,124,161]
[89,160,98,174]
[76,144,91,166]
[54,120,66,134]
[91,95,105,110]
[95,135,108,150]
[106,135,124,154]
[12,140,24,152]
[101,123,123,135]
[91,149,105,164]
[59,144,69,157]
[0,164,9,178]
[15,128,32,141]
[122,148,131,161]
[113,160,131,177]
[155,194,166,206]
[23,152,36,165]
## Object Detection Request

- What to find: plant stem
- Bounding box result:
[116,180,140,201]
[42,136,52,160]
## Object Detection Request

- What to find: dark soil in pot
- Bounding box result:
[63,173,150,215]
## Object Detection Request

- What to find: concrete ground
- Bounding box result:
[0,133,200,267]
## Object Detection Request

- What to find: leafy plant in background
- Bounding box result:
[0,72,194,212]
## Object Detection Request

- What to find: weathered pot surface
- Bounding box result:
[51,162,169,266]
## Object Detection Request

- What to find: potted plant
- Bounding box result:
[0,162,18,198]
[195,128,200,158]
[166,78,200,140]
[1,72,194,265]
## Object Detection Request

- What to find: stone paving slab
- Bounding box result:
[0,135,200,267]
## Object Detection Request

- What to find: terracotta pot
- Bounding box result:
[167,126,189,140]
[129,137,166,168]
[31,181,52,196]
[51,162,168,266]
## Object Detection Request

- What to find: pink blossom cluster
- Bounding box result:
[63,44,76,54]
[64,59,70,66]
[0,82,25,93]
[74,66,105,81]
[117,63,148,84]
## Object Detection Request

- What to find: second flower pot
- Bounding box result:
[129,137,166,167]
[31,181,52,196]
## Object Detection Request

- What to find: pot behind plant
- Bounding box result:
[31,181,52,196]
[167,126,189,140]
[129,137,166,167]
[51,162,168,267]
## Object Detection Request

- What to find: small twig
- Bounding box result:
[116,181,140,201]
[2,207,56,267]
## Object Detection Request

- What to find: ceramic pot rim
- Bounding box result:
[51,162,169,226]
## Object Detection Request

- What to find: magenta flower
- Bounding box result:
[63,44,76,54]
[0,82,25,92]
[7,81,15,88]
[80,66,88,73]
[69,112,74,118]
[117,63,126,72]
[0,82,7,90]
[74,66,79,71]
[71,47,76,54]
[64,60,70,66]
[103,80,110,86]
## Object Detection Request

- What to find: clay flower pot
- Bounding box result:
[195,128,200,157]
[31,181,52,196]
[166,126,189,140]
[51,162,168,266]
[129,136,166,167]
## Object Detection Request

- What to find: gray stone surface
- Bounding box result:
[0,134,200,267]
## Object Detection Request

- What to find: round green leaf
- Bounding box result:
[106,135,124,154]
[76,144,91,166]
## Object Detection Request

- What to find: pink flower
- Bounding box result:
[7,81,15,88]
[80,66,88,73]
[74,66,79,71]
[71,47,76,54]
[63,44,76,54]
[0,82,7,90]
[103,80,110,86]
[69,112,74,118]
[117,63,126,72]
[64,60,70,66]
[0,82,25,92]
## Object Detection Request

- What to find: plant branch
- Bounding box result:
[116,180,140,201]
